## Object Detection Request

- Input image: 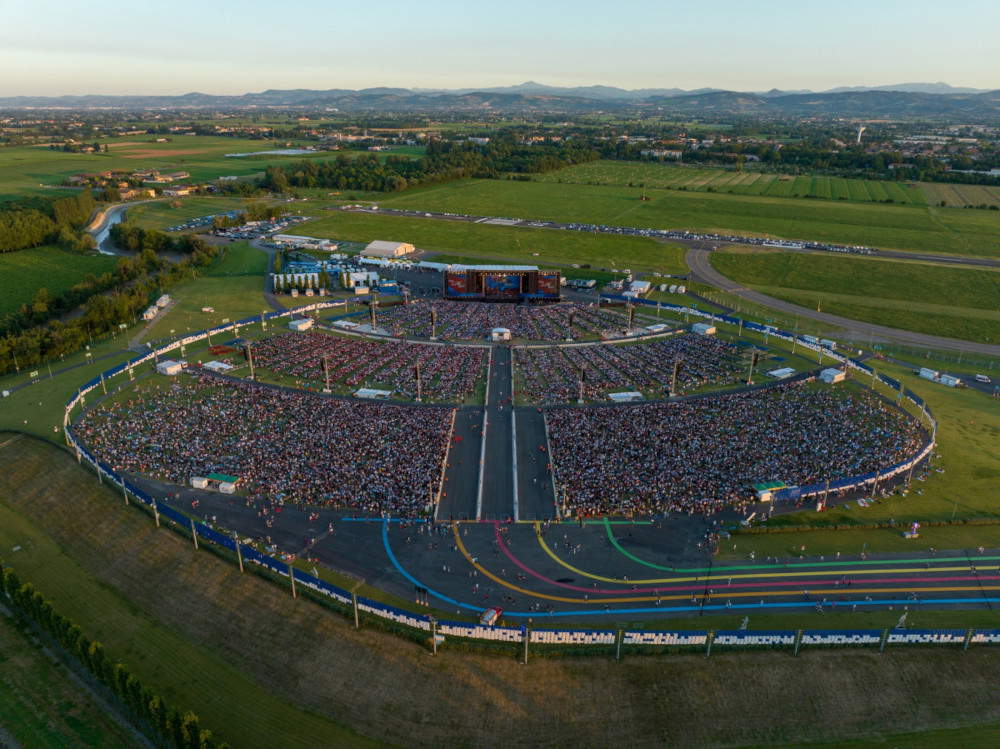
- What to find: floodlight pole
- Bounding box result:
[430,307,438,340]
[289,562,297,598]
[191,518,199,550]
[670,358,681,397]
[235,532,244,573]
[415,362,422,402]
[578,368,586,405]
[322,354,331,392]
[245,344,255,380]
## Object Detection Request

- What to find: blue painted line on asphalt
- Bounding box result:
[380,521,1000,619]
[343,517,427,523]
[381,520,486,613]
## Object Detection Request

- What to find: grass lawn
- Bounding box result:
[139,242,270,345]
[375,179,1000,258]
[0,611,141,748]
[3,435,1000,748]
[710,248,1000,344]
[537,160,928,206]
[0,245,117,321]
[296,210,690,274]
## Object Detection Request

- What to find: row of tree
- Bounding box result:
[1,565,225,748]
[110,223,215,255]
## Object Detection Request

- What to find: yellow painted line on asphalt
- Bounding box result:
[453,525,1000,605]
[533,523,998,585]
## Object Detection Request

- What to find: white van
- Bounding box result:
[975,374,991,384]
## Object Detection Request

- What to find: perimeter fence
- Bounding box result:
[56,300,991,659]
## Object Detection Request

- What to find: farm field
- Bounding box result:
[377,179,1000,257]
[709,249,1000,344]
[296,209,690,274]
[0,137,427,201]
[920,181,1000,207]
[0,245,117,321]
[3,437,1000,748]
[536,160,928,205]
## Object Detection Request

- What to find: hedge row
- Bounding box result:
[0,564,227,749]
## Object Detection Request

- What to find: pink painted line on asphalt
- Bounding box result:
[491,523,998,595]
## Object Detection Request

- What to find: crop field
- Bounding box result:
[3,436,1000,748]
[920,181,1000,207]
[296,209,690,274]
[0,137,427,201]
[0,245,117,320]
[535,160,928,205]
[709,249,1000,344]
[378,179,1000,258]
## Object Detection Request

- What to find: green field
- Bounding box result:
[0,245,118,320]
[537,160,928,205]
[920,181,1000,208]
[139,241,271,345]
[374,179,1000,258]
[119,196,258,231]
[710,249,1000,344]
[296,209,689,274]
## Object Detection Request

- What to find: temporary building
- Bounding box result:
[608,391,643,403]
[289,318,314,332]
[491,328,512,341]
[819,368,846,384]
[155,360,183,376]
[202,360,233,373]
[767,367,796,379]
[691,323,716,335]
[190,476,208,489]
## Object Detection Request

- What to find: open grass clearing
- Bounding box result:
[296,209,690,274]
[377,179,1000,258]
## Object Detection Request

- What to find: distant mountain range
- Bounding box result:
[1,82,998,117]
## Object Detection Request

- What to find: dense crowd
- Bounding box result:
[375,300,628,341]
[515,334,743,403]
[251,331,485,401]
[75,374,454,514]
[545,382,924,516]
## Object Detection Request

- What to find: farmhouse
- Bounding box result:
[364,240,415,258]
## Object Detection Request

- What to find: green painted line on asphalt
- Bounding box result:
[603,518,1000,574]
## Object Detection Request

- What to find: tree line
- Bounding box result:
[0,191,96,253]
[1,564,226,748]
[0,230,220,376]
[260,135,600,193]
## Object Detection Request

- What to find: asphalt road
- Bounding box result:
[687,247,1000,357]
[480,346,515,520]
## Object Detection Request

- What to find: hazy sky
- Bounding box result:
[1,0,997,95]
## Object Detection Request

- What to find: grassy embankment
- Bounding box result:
[709,248,1000,345]
[3,434,1000,748]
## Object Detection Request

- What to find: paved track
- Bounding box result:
[687,247,1000,356]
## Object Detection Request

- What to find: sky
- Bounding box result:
[1,0,997,96]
